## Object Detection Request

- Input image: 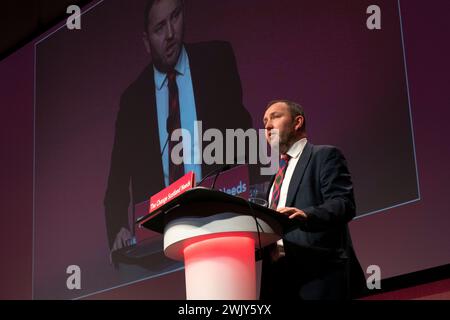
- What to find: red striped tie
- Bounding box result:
[270,154,291,209]
[167,70,184,183]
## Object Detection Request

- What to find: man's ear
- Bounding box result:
[294,115,304,132]
[143,32,151,54]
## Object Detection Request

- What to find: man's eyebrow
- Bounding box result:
[151,18,164,30]
[172,4,183,16]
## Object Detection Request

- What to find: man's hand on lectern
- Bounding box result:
[277,207,308,220]
[109,227,133,264]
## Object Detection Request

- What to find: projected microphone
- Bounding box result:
[161,114,176,157]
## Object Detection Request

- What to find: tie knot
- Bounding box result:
[167,70,177,82]
[281,154,290,161]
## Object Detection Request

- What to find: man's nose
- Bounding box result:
[166,21,174,39]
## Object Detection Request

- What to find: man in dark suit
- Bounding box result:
[104,0,252,255]
[260,99,366,300]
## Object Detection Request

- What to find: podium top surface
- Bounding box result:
[136,187,290,234]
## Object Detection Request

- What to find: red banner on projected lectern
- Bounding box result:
[149,171,196,213]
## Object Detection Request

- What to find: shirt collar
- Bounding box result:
[286,137,308,159]
[154,45,188,90]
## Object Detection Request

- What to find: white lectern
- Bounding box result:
[137,187,283,300]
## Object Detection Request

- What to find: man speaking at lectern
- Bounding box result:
[104,0,252,256]
[261,100,366,300]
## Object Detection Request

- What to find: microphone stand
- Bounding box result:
[197,164,231,189]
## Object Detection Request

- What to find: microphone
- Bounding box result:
[211,164,231,190]
[197,155,246,189]
[196,163,232,189]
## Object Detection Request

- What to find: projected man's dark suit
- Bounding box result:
[104,41,253,248]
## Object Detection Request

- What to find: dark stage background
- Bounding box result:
[0,0,449,299]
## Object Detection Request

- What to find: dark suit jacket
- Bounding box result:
[260,142,366,300]
[104,41,253,248]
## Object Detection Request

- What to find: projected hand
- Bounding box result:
[109,227,133,264]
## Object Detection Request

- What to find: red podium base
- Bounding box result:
[183,234,256,300]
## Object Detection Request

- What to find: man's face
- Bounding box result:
[263,102,301,153]
[143,0,184,72]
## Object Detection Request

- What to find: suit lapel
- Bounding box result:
[185,44,206,124]
[184,44,220,175]
[137,65,165,183]
[138,65,159,142]
[285,142,313,207]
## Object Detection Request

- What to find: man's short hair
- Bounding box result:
[144,0,157,31]
[266,99,306,132]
